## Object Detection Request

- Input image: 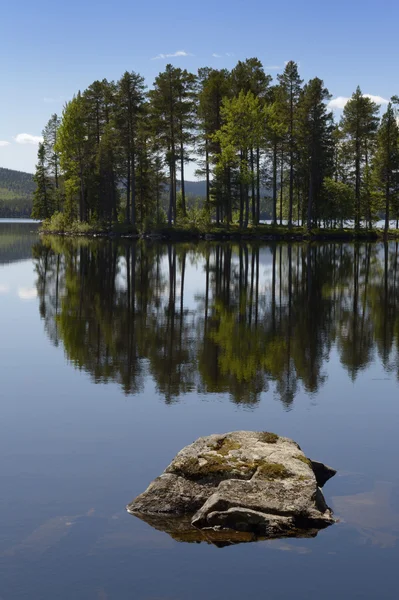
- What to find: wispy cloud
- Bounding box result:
[212,52,234,59]
[18,287,37,300]
[14,133,43,145]
[0,140,10,147]
[0,284,10,295]
[328,94,390,110]
[152,50,193,60]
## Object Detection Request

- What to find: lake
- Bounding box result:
[1,221,399,599]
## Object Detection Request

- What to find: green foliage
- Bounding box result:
[340,86,380,226]
[322,178,355,224]
[42,211,69,232]
[371,102,399,231]
[33,58,399,232]
[32,142,55,220]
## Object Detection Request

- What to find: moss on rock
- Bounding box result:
[208,437,242,455]
[294,454,312,467]
[259,432,279,444]
[256,462,290,480]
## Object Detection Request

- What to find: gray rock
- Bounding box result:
[127,431,336,539]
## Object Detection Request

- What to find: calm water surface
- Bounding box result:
[1,222,399,599]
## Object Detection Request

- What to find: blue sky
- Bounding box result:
[0,0,398,176]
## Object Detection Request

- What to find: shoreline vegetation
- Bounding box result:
[40,220,399,242]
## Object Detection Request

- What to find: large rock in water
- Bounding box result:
[127,431,336,542]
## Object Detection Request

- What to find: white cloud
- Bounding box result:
[212,53,222,58]
[0,284,10,295]
[14,133,43,145]
[152,50,193,60]
[328,94,390,111]
[225,52,234,57]
[328,96,350,110]
[18,287,37,300]
[0,140,10,147]
[364,94,389,105]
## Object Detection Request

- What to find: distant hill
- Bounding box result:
[0,167,35,218]
[0,167,269,219]
[0,168,210,218]
[177,180,206,197]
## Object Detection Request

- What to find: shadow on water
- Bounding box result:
[33,235,399,409]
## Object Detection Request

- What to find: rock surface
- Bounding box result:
[127,431,336,539]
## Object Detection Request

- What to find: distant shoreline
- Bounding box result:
[39,224,399,242]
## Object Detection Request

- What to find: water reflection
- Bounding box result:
[132,512,328,548]
[0,221,39,265]
[33,237,399,407]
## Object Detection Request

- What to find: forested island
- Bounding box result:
[32,59,399,238]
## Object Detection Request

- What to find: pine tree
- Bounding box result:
[197,67,231,219]
[297,78,334,229]
[55,93,90,221]
[214,91,263,227]
[340,87,380,228]
[372,101,399,233]
[231,58,271,222]
[32,143,54,220]
[42,114,61,209]
[115,71,146,225]
[175,69,197,217]
[149,65,196,224]
[264,86,288,224]
[83,79,118,221]
[277,61,303,228]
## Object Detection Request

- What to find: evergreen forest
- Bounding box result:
[32,59,399,233]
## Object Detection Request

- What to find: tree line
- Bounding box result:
[32,59,399,232]
[34,238,399,405]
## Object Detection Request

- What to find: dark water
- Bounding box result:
[1,222,399,599]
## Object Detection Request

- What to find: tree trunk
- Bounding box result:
[355,139,360,228]
[205,139,210,210]
[307,168,313,231]
[256,147,261,224]
[250,148,256,224]
[131,150,136,226]
[168,158,174,225]
[180,136,186,217]
[289,84,294,229]
[126,158,131,224]
[272,140,277,224]
[280,148,284,225]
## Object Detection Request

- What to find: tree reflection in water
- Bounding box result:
[33,237,399,407]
